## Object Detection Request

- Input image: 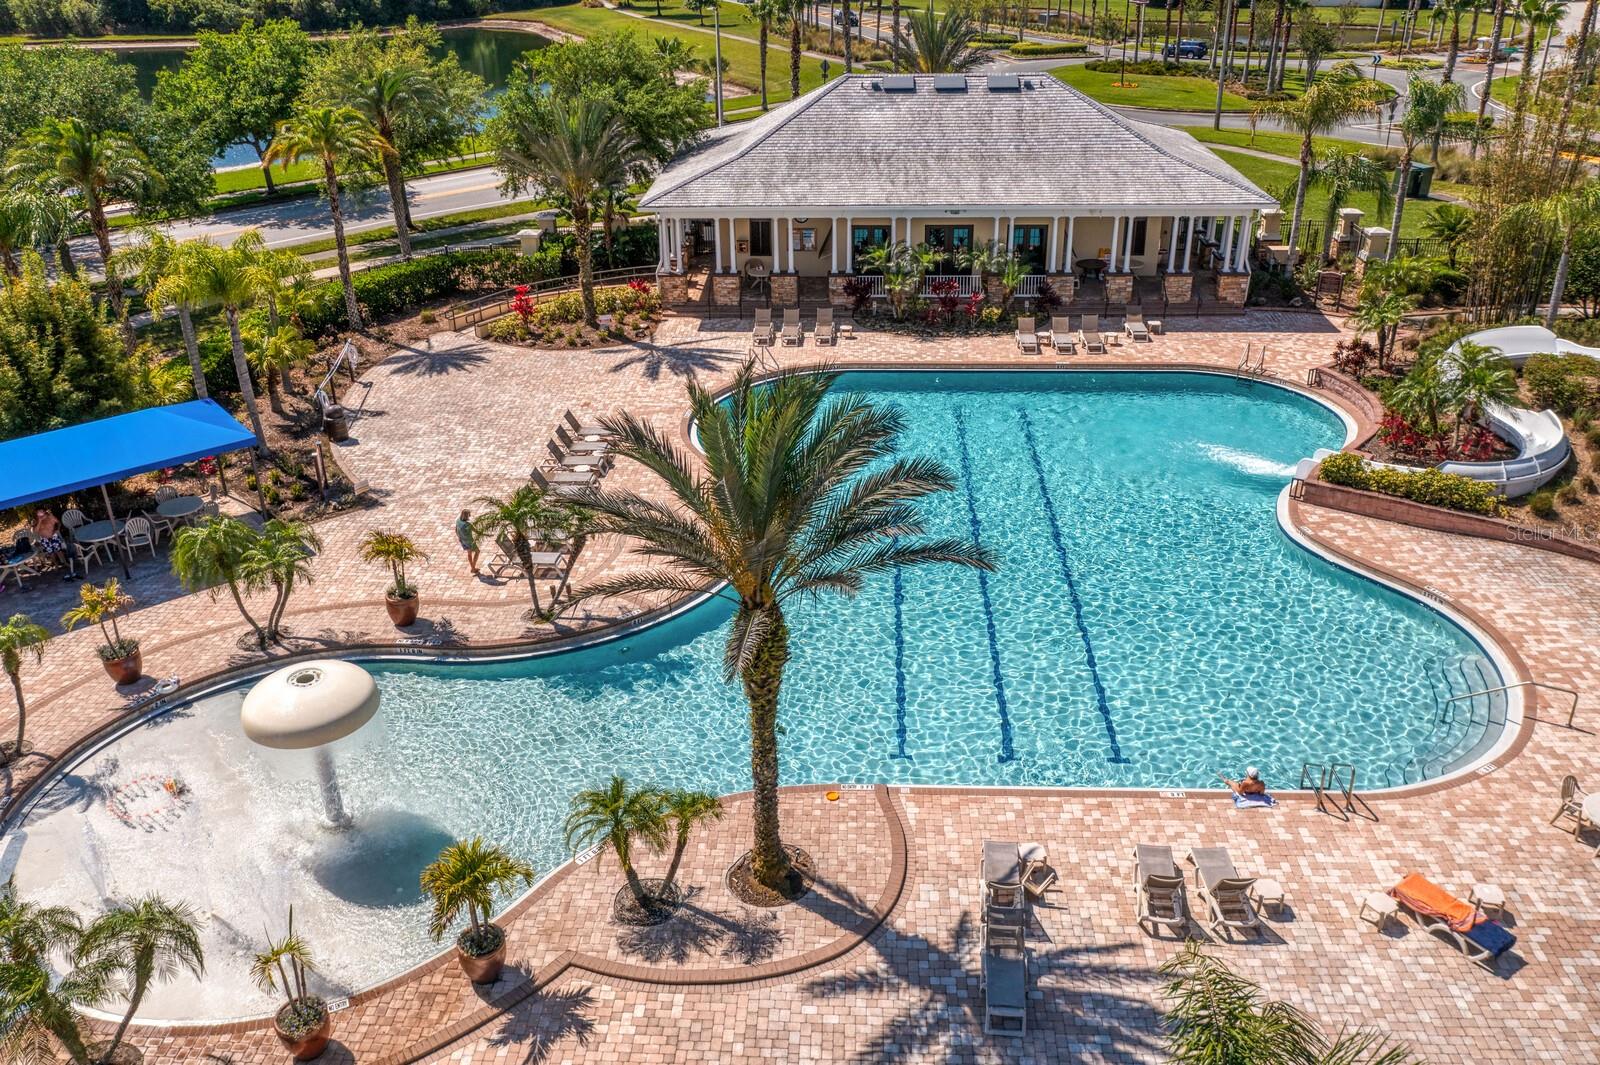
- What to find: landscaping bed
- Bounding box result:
[481,280,662,348]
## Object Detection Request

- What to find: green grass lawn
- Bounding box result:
[1208,148,1445,239]
[500,4,828,104]
[1181,125,1387,159]
[1049,64,1254,111]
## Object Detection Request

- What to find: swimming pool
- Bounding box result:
[4,370,1509,1020]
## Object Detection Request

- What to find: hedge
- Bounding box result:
[1009,41,1089,57]
[1523,353,1599,416]
[1318,451,1504,516]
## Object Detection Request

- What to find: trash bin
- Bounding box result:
[1406,161,1434,200]
[322,403,350,442]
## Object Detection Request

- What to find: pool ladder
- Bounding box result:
[1300,761,1375,821]
[1237,344,1273,378]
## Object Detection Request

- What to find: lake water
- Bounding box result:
[115,26,549,168]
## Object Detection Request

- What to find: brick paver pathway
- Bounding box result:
[6,310,1598,1064]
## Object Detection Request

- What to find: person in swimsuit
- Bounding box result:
[31,508,75,578]
[455,509,480,575]
[1224,766,1268,797]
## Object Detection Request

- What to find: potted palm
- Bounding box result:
[358,530,428,627]
[251,908,330,1061]
[420,837,536,984]
[60,579,141,685]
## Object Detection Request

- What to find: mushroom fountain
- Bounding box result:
[241,660,380,829]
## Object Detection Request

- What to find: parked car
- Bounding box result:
[1162,39,1208,60]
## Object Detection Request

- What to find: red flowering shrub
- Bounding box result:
[511,284,535,323]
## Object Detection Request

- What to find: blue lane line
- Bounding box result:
[1017,408,1130,764]
[892,557,910,760]
[952,407,1016,764]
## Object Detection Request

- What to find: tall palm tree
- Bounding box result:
[1439,0,1469,84]
[4,118,157,347]
[250,908,317,1017]
[119,231,207,399]
[1308,149,1394,261]
[342,64,435,260]
[419,837,536,946]
[188,236,268,450]
[472,485,580,618]
[788,0,805,98]
[1473,0,1510,152]
[659,790,724,892]
[170,516,268,648]
[564,776,669,908]
[0,181,76,280]
[1512,0,1565,119]
[493,96,641,327]
[752,0,783,111]
[266,106,388,330]
[1255,62,1390,258]
[0,615,48,765]
[1508,179,1600,327]
[893,7,985,72]
[574,363,994,890]
[243,519,323,643]
[1551,0,1598,166]
[75,897,204,1061]
[1387,76,1466,257]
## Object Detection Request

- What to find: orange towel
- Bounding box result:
[1389,872,1482,934]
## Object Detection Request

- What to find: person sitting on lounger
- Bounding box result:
[1223,767,1268,797]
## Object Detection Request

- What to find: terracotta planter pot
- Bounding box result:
[457,927,507,983]
[385,592,420,627]
[275,1006,332,1061]
[102,647,142,686]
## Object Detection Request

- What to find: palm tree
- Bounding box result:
[75,896,204,1061]
[0,180,74,279]
[1387,351,1456,441]
[60,579,136,660]
[0,955,109,1065]
[751,0,783,111]
[244,322,312,413]
[250,908,321,1029]
[1509,179,1600,327]
[1308,149,1394,261]
[1450,340,1519,448]
[573,363,994,890]
[419,837,536,947]
[1254,62,1389,258]
[471,485,576,618]
[122,232,209,400]
[189,237,268,451]
[893,7,985,72]
[788,0,805,98]
[343,64,435,260]
[659,790,724,892]
[242,519,323,643]
[239,232,309,342]
[494,96,641,327]
[266,106,388,330]
[0,615,48,764]
[1422,201,1474,267]
[1387,76,1466,257]
[1438,0,1469,84]
[1351,286,1418,368]
[358,530,427,598]
[564,776,669,908]
[1512,0,1565,119]
[5,118,157,348]
[170,516,268,648]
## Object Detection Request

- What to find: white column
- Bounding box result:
[845,216,853,272]
[1183,216,1197,274]
[1109,215,1122,272]
[1222,215,1238,272]
[657,217,668,269]
[730,218,741,276]
[1167,216,1179,273]
[787,217,796,273]
[1124,216,1136,267]
[1064,216,1075,273]
[1047,217,1059,274]
[830,218,839,274]
[1238,212,1254,272]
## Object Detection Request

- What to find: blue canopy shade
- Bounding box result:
[0,400,258,511]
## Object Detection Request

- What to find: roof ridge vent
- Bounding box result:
[986,74,1021,92]
[882,74,916,92]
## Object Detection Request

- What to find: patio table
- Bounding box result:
[1076,258,1107,281]
[75,519,128,573]
[156,495,204,520]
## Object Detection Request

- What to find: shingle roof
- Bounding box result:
[641,73,1277,213]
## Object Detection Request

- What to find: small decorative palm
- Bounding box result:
[659,790,724,892]
[419,837,536,953]
[75,895,205,1061]
[241,519,323,643]
[564,776,669,908]
[251,907,325,1039]
[171,516,269,648]
[0,614,49,763]
[60,579,136,661]
[358,530,428,599]
[1450,340,1519,446]
[1420,203,1473,269]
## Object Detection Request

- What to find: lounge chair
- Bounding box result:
[1186,847,1261,940]
[982,840,1024,909]
[1389,872,1517,969]
[1050,317,1076,354]
[529,466,595,500]
[562,409,613,442]
[1134,844,1189,936]
[981,937,1027,1037]
[1125,310,1151,342]
[813,307,838,345]
[555,424,610,457]
[752,307,774,346]
[486,536,570,582]
[779,307,802,346]
[1079,314,1107,354]
[0,534,38,591]
[1015,316,1039,354]
[545,440,609,474]
[1551,774,1587,833]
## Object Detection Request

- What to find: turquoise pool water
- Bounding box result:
[8,370,1506,1017]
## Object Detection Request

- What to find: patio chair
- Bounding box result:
[154,486,178,503]
[752,307,775,346]
[563,409,614,442]
[0,534,38,591]
[546,440,609,475]
[1079,314,1107,354]
[1551,774,1587,832]
[555,424,610,457]
[1186,847,1261,940]
[1015,316,1039,355]
[981,940,1027,1037]
[779,307,803,346]
[814,307,838,346]
[1134,844,1189,936]
[1050,317,1076,354]
[982,840,1025,909]
[529,465,594,500]
[1389,872,1518,969]
[61,508,87,531]
[122,517,158,560]
[1125,310,1151,342]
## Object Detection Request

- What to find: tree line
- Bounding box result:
[0,0,500,38]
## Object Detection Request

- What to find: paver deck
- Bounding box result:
[4,310,1598,1064]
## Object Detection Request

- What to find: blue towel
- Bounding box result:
[1233,791,1277,809]
[1464,919,1516,957]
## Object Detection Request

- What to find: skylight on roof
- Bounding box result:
[933,74,967,92]
[986,74,1021,92]
[882,74,916,92]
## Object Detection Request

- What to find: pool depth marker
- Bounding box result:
[951,407,1017,764]
[1016,408,1129,765]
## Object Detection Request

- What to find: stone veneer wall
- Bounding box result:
[1105,273,1133,304]
[1162,274,1193,303]
[1216,273,1249,306]
[712,275,741,307]
[658,273,690,306]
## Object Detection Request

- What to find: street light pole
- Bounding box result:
[1133,0,1148,62]
[713,1,725,128]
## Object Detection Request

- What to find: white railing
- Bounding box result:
[1015,274,1049,299]
[920,274,982,298]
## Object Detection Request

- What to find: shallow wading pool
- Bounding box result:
[3,371,1510,1021]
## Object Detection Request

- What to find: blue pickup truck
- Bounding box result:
[1162,39,1209,60]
